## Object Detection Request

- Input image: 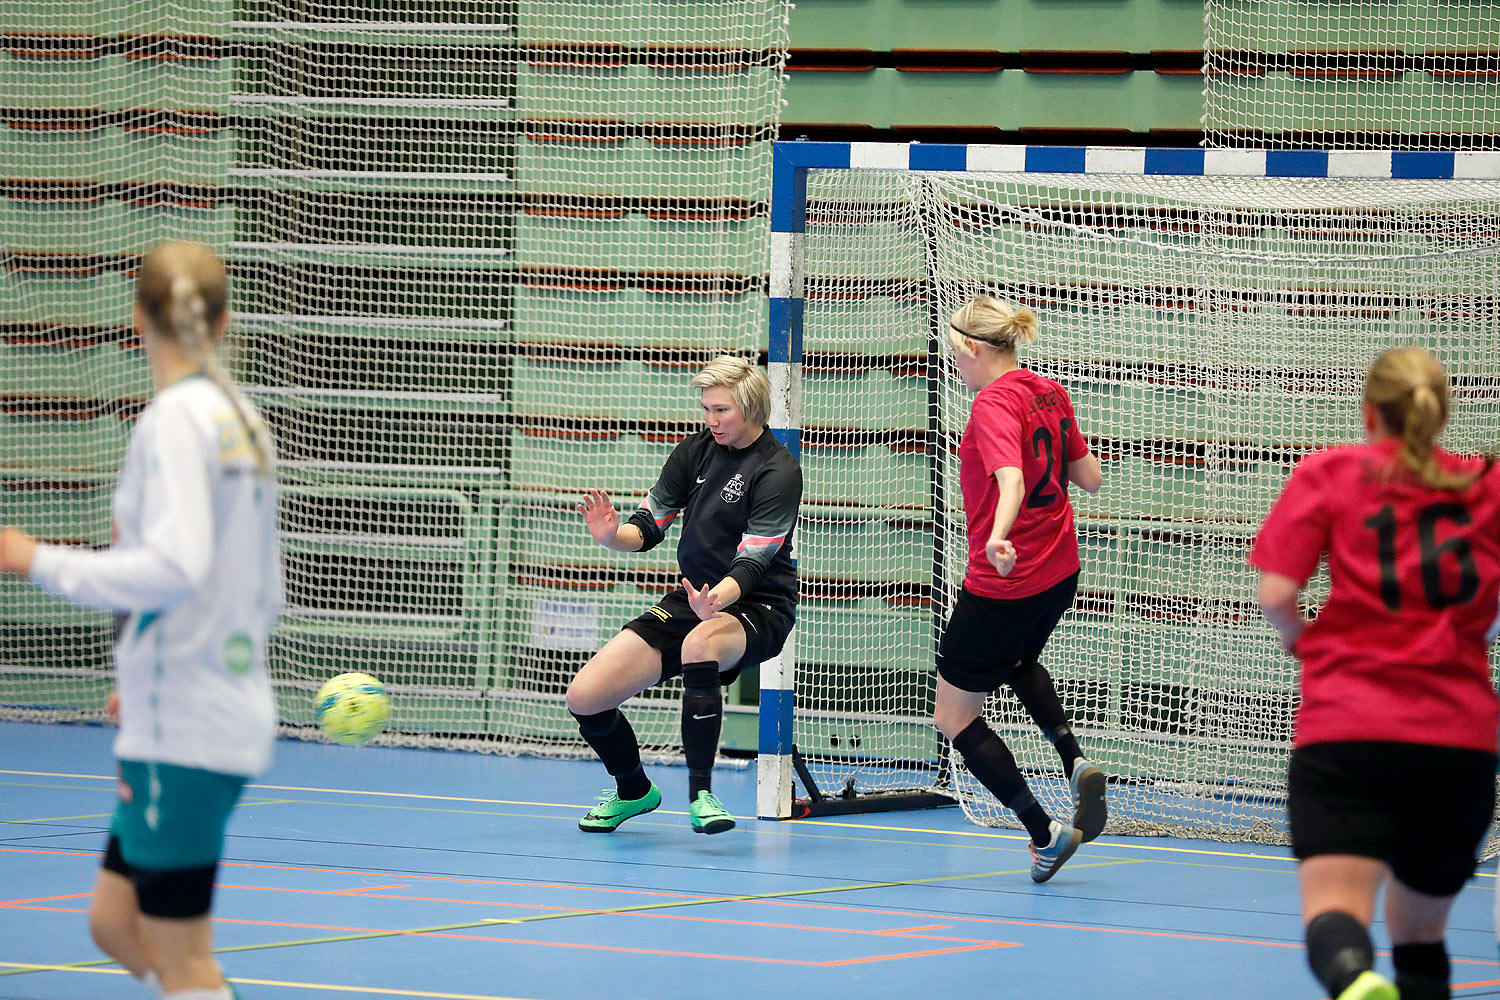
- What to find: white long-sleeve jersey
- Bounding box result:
[29,376,283,778]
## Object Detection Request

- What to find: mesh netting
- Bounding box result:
[1204,2,1500,149]
[1,1,789,760]
[794,166,1500,840]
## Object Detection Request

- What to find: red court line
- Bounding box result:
[11,846,1497,966]
[612,910,998,943]
[0,892,91,906]
[227,860,711,900]
[823,942,1016,966]
[210,881,1007,943]
[753,896,1318,952]
[11,905,1008,967]
[18,895,1004,947]
[431,932,1010,967]
[0,847,709,902]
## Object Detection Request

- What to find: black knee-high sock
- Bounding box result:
[1392,941,1450,1000]
[951,718,1053,843]
[681,661,722,800]
[1007,660,1083,776]
[1305,911,1375,998]
[572,708,650,800]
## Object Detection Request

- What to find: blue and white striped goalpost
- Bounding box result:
[757,141,1500,824]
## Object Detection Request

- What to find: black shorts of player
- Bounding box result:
[1288,740,1498,897]
[101,834,219,919]
[623,588,794,685]
[936,573,1079,694]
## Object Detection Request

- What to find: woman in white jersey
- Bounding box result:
[0,241,282,1000]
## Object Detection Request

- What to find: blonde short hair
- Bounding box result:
[690,354,770,427]
[948,296,1039,356]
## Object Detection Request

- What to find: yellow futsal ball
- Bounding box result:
[315,672,390,746]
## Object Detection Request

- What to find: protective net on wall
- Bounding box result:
[794,165,1500,840]
[1203,1,1500,149]
[1,1,790,759]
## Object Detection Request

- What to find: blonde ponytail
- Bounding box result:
[1365,347,1487,492]
[140,242,275,477]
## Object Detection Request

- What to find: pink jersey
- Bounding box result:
[1250,439,1500,753]
[960,368,1090,599]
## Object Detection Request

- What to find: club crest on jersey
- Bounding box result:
[721,473,746,503]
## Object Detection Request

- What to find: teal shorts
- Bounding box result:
[109,759,247,872]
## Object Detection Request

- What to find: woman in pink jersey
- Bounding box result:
[1253,346,1500,1000]
[931,295,1106,883]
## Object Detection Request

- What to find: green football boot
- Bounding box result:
[578,783,662,833]
[688,790,735,835]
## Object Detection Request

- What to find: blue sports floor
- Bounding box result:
[2,720,1497,1000]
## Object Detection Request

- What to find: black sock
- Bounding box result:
[1392,941,1450,1000]
[951,718,1053,843]
[1007,660,1083,776]
[1305,911,1375,998]
[681,661,722,801]
[571,708,651,800]
[1007,790,1056,845]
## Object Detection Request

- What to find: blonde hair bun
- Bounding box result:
[949,296,1039,352]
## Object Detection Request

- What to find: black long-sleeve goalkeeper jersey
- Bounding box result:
[626,428,801,621]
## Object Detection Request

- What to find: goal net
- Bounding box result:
[1204,1,1500,149]
[761,144,1500,840]
[1,0,789,760]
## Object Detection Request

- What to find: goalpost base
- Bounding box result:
[788,744,957,819]
[793,792,958,819]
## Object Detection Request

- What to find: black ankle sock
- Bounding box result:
[1005,790,1055,845]
[951,718,1051,840]
[571,708,647,795]
[1392,941,1449,1000]
[1007,660,1083,774]
[614,764,652,801]
[1049,725,1085,779]
[1305,911,1375,998]
[681,661,722,802]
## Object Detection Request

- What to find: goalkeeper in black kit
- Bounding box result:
[566,355,801,834]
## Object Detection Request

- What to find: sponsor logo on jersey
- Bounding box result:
[721,473,746,503]
[1031,389,1061,412]
[224,633,254,675]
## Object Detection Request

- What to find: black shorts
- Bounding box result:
[623,588,794,684]
[1287,741,1498,897]
[935,573,1079,693]
[101,834,219,919]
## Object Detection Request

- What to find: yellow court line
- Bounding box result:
[784,817,1300,860]
[0,812,115,824]
[0,963,123,976]
[0,861,1139,981]
[0,965,535,1000]
[223,976,539,999]
[787,817,1500,877]
[6,767,1493,876]
[2,770,624,815]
